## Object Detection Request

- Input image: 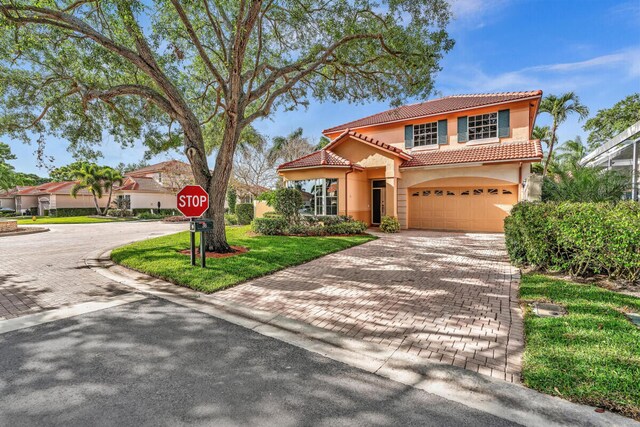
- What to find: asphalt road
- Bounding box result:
[0,298,518,427]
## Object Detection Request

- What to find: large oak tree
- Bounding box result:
[0,0,453,252]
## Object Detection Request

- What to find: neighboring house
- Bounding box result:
[11,182,107,215]
[0,187,21,211]
[277,91,544,232]
[117,160,194,211]
[580,120,639,201]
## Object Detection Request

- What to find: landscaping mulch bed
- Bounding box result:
[178,245,249,259]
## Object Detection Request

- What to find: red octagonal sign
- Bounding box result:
[177,185,209,217]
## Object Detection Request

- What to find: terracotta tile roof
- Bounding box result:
[277,150,361,170]
[323,91,543,134]
[400,140,543,169]
[15,182,79,195]
[325,130,412,160]
[117,176,170,193]
[126,160,191,177]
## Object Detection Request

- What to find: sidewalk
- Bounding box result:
[85,247,638,427]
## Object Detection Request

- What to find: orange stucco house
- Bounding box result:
[277,91,544,233]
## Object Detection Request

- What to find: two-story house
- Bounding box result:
[277,91,543,232]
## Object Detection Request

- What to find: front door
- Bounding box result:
[371,180,386,225]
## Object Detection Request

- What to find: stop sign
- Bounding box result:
[177,185,209,217]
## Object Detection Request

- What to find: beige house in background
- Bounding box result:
[278,91,544,232]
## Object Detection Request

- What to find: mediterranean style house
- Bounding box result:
[277,91,544,232]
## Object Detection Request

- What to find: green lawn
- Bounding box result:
[111,226,376,293]
[15,216,136,225]
[521,274,640,420]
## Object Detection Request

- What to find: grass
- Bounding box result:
[521,273,640,420]
[15,216,136,225]
[111,225,376,293]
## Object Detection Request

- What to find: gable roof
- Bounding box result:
[277,149,363,171]
[126,160,191,177]
[323,91,542,134]
[324,130,412,160]
[117,176,171,193]
[400,140,543,169]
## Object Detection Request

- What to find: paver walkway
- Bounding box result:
[216,230,524,382]
[0,222,185,320]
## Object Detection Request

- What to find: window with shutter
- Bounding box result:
[437,119,448,144]
[457,116,468,142]
[404,125,414,149]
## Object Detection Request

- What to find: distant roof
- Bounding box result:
[400,140,543,169]
[126,160,191,176]
[277,149,363,171]
[117,176,171,193]
[323,91,543,134]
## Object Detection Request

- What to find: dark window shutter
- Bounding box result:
[405,125,414,149]
[457,116,468,142]
[437,119,448,144]
[498,109,510,138]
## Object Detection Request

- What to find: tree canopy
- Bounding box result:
[0,0,453,251]
[583,93,640,150]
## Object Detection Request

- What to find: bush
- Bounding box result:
[224,213,238,225]
[137,212,165,220]
[252,215,367,236]
[107,209,133,218]
[132,209,178,216]
[226,188,237,214]
[257,189,277,207]
[273,188,302,223]
[380,216,400,233]
[49,208,97,217]
[162,216,190,222]
[252,217,288,235]
[236,203,254,225]
[505,201,640,282]
[262,211,280,218]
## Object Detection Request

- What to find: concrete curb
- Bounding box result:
[0,227,49,237]
[87,248,638,427]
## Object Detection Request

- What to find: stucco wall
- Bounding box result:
[53,194,108,209]
[254,200,271,219]
[128,192,177,210]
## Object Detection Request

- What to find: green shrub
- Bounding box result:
[236,203,254,225]
[132,209,178,216]
[224,213,238,225]
[273,188,302,223]
[257,189,277,207]
[226,188,237,214]
[504,201,640,282]
[325,220,368,235]
[137,212,165,220]
[49,208,97,217]
[379,216,400,233]
[252,217,288,235]
[107,209,133,218]
[262,211,280,218]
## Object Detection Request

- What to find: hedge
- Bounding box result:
[504,201,640,282]
[132,208,179,216]
[252,216,367,236]
[49,208,98,217]
[236,203,254,225]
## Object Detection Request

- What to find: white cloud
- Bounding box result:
[438,47,640,94]
[448,0,510,28]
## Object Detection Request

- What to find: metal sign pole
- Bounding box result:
[200,230,206,268]
[190,220,196,266]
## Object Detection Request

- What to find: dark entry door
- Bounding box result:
[372,188,382,224]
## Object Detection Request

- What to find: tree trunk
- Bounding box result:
[543,121,557,177]
[92,192,101,215]
[104,187,114,215]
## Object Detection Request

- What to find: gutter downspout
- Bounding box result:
[345,167,354,217]
[518,162,523,201]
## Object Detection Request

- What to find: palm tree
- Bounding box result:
[556,136,587,169]
[101,167,124,215]
[538,92,589,176]
[71,163,104,215]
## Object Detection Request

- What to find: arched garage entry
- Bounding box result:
[408,177,518,232]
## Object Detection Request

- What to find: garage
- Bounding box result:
[408,184,518,232]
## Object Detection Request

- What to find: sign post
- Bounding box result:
[177,185,210,268]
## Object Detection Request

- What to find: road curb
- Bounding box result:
[87,248,638,427]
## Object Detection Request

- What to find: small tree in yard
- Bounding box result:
[273,188,302,224]
[226,188,237,214]
[71,163,105,215]
[0,0,453,252]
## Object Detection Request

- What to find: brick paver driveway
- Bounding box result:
[216,230,524,382]
[0,222,185,320]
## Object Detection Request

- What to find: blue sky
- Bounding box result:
[8,0,640,176]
